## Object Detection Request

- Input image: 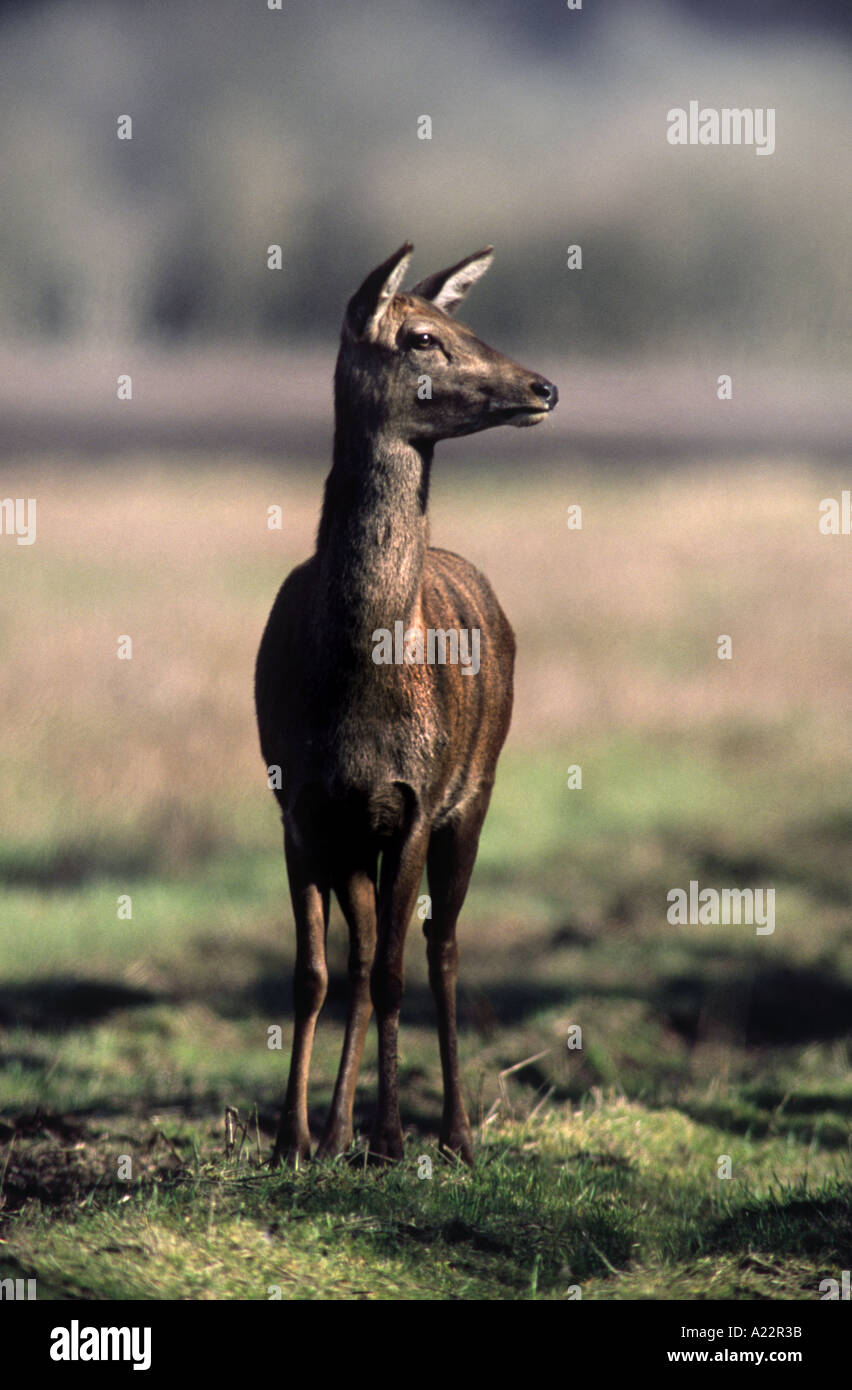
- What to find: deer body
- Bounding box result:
[255,244,557,1164]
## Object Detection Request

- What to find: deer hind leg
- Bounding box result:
[272,829,329,1168]
[316,861,378,1158]
[369,821,431,1162]
[425,789,494,1166]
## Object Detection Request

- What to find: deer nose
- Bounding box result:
[531,379,558,409]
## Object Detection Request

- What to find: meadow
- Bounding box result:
[1,455,851,1300]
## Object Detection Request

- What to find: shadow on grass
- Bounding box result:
[0,978,158,1028]
[703,1191,852,1262]
[677,1098,852,1149]
[660,963,852,1046]
[6,942,851,1056]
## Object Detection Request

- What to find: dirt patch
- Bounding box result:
[0,1110,188,1218]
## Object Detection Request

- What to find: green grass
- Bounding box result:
[4,1106,849,1300]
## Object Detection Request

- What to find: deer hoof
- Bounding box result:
[315,1125,353,1160]
[271,1132,312,1169]
[440,1132,474,1167]
[367,1130,405,1164]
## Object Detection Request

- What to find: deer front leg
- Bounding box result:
[425,791,493,1166]
[316,864,377,1158]
[369,824,430,1162]
[272,831,329,1167]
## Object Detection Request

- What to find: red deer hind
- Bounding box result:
[255,243,557,1165]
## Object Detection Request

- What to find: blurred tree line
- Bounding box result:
[0,0,849,360]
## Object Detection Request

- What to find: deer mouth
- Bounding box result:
[494,405,550,427]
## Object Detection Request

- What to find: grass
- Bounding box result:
[4,1106,849,1300]
[1,455,851,1299]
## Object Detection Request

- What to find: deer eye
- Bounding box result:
[407,331,437,350]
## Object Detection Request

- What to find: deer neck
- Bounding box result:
[317,425,433,648]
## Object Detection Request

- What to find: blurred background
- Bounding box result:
[1,0,852,1300]
[0,0,850,455]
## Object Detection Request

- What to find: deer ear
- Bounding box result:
[346,242,414,340]
[409,246,494,315]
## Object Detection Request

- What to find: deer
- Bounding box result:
[255,242,557,1167]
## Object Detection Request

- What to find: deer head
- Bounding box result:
[336,242,558,443]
